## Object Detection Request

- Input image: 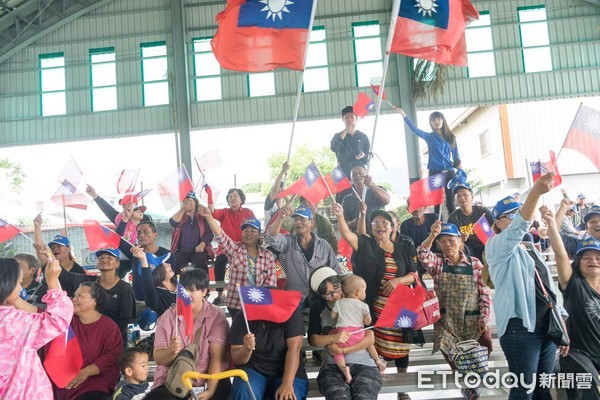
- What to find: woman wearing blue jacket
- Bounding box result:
[397,108,461,214]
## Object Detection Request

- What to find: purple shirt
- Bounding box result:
[170,215,207,252]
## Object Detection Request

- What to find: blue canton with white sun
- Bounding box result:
[238,0,313,29]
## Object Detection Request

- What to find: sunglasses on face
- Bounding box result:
[498,213,516,220]
[323,284,342,299]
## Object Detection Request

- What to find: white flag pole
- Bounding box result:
[236,284,252,335]
[286,0,319,164]
[363,0,401,201]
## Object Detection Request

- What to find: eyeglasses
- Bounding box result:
[323,284,342,299]
[371,220,391,227]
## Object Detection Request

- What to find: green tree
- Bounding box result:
[242,182,264,194]
[0,159,25,194]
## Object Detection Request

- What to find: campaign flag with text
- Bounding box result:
[390,0,479,66]
[43,326,83,388]
[408,173,446,213]
[238,286,301,323]
[0,219,20,242]
[177,281,194,338]
[472,214,494,246]
[158,166,194,210]
[116,169,140,194]
[83,220,121,250]
[353,93,375,118]
[530,151,562,187]
[211,0,315,72]
[276,163,329,205]
[324,165,352,195]
[563,105,600,171]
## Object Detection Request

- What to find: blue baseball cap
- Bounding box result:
[439,223,460,237]
[241,217,261,231]
[577,193,586,200]
[450,182,472,195]
[292,206,313,220]
[492,196,522,221]
[185,191,198,200]
[447,169,468,190]
[137,307,158,331]
[95,248,120,258]
[583,205,600,224]
[576,238,600,255]
[48,235,71,247]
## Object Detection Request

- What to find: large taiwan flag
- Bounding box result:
[238,286,301,323]
[43,326,83,388]
[211,0,316,72]
[408,173,446,213]
[390,0,479,66]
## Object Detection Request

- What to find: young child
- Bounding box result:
[113,347,151,400]
[330,274,386,383]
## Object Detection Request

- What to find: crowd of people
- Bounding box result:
[1,105,598,400]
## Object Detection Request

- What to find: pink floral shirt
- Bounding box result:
[0,290,74,400]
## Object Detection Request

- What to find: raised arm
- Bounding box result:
[356,201,368,237]
[331,202,359,251]
[33,214,47,265]
[269,162,290,201]
[86,184,120,223]
[169,205,186,225]
[543,205,572,289]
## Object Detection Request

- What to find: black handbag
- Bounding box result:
[534,269,570,346]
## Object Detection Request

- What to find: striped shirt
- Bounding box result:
[265,232,340,300]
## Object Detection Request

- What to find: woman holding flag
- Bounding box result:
[332,202,418,400]
[150,268,231,399]
[198,204,277,320]
[417,221,492,400]
[0,254,73,399]
[396,108,461,215]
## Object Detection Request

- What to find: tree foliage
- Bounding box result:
[0,159,25,194]
[267,144,338,185]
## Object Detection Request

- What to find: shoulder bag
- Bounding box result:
[165,325,203,398]
[534,269,570,347]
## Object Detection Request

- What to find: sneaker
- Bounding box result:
[212,295,224,305]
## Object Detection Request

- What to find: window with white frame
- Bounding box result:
[352,21,383,87]
[466,12,496,77]
[193,38,222,101]
[479,129,491,157]
[141,41,169,106]
[248,72,275,97]
[90,47,117,111]
[40,52,66,116]
[518,6,552,73]
[303,26,329,92]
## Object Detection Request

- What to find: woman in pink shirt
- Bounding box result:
[208,188,256,304]
[0,255,73,399]
[150,268,231,399]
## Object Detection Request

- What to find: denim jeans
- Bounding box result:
[499,317,557,400]
[231,367,308,400]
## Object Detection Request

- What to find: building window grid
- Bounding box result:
[352,21,383,87]
[479,129,491,157]
[90,47,117,112]
[141,41,170,106]
[518,6,552,73]
[192,38,222,101]
[248,72,276,97]
[39,52,66,116]
[303,26,329,93]
[466,12,496,78]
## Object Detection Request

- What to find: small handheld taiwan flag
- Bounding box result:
[324,165,352,195]
[0,219,20,243]
[530,151,562,187]
[238,286,301,323]
[353,93,375,118]
[43,326,83,388]
[472,214,494,245]
[276,163,329,206]
[177,281,194,338]
[83,220,121,250]
[408,173,446,213]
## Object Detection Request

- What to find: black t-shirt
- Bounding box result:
[400,213,439,247]
[230,308,307,379]
[526,247,555,322]
[448,206,492,260]
[563,269,600,367]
